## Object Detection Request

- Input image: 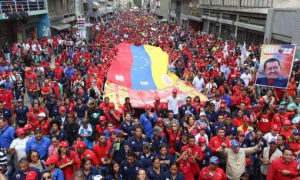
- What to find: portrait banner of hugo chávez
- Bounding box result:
[255,44,296,88]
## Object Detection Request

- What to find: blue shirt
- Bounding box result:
[139,112,158,137]
[200,146,212,169]
[120,160,143,180]
[104,129,121,139]
[105,173,123,180]
[146,166,165,180]
[2,108,12,124]
[149,135,168,153]
[52,168,64,180]
[128,136,146,153]
[205,110,217,123]
[14,106,29,123]
[25,137,51,159]
[163,171,185,180]
[65,68,75,80]
[256,76,288,88]
[50,130,67,142]
[224,123,238,137]
[2,81,12,90]
[137,152,156,169]
[74,104,88,118]
[109,140,131,164]
[0,125,15,148]
[211,122,226,136]
[79,167,98,180]
[157,154,174,172]
[120,121,135,138]
[179,105,197,118]
[12,167,40,180]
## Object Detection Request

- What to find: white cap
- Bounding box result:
[200,112,206,116]
[38,112,46,117]
[93,175,103,180]
[295,59,299,62]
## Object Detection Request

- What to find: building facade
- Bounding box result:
[87,0,114,22]
[0,0,50,45]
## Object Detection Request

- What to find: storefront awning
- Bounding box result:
[92,2,101,9]
[51,24,71,31]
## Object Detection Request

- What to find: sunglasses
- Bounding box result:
[42,176,51,180]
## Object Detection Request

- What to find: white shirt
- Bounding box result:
[10,137,29,161]
[25,43,30,51]
[241,73,252,86]
[263,133,278,144]
[192,76,205,91]
[166,96,180,114]
[31,44,37,52]
[205,82,217,92]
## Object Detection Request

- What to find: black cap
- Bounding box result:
[34,128,42,133]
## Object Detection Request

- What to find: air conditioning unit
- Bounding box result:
[197,4,200,8]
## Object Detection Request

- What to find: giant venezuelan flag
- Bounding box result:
[105,43,207,108]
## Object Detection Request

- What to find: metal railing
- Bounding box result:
[200,0,273,8]
[0,0,46,13]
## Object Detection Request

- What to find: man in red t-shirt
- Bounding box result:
[0,84,13,109]
[24,67,37,88]
[105,103,121,129]
[92,133,111,173]
[53,63,64,80]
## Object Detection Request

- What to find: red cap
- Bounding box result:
[198,136,206,143]
[155,97,160,101]
[109,102,115,108]
[59,106,66,112]
[59,141,69,147]
[246,105,253,109]
[198,125,206,130]
[55,63,59,66]
[16,128,25,136]
[283,120,291,126]
[243,116,250,123]
[249,79,254,83]
[44,157,58,165]
[99,116,106,121]
[219,104,226,108]
[162,103,168,109]
[144,104,152,110]
[73,141,86,148]
[272,124,280,131]
[259,98,265,103]
[238,131,245,136]
[156,117,164,123]
[23,124,32,131]
[237,72,241,75]
[109,129,116,134]
[172,89,177,93]
[78,89,84,94]
[221,99,226,104]
[26,171,38,180]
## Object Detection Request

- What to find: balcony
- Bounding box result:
[201,0,273,8]
[0,0,47,19]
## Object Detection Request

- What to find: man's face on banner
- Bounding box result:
[264,61,281,79]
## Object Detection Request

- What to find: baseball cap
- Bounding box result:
[259,98,265,103]
[270,138,277,144]
[23,124,32,131]
[16,128,25,136]
[283,119,291,126]
[109,129,116,134]
[17,99,23,103]
[272,124,280,131]
[109,102,115,108]
[78,89,84,94]
[200,112,206,116]
[243,116,250,123]
[293,129,299,135]
[38,112,46,117]
[230,139,239,148]
[172,89,178,93]
[73,141,86,148]
[144,104,151,110]
[238,131,245,137]
[279,105,286,110]
[162,103,168,109]
[246,105,253,109]
[219,104,226,109]
[44,157,58,165]
[209,156,219,165]
[198,125,206,130]
[155,97,160,101]
[59,106,66,112]
[99,116,106,121]
[89,98,97,104]
[34,128,42,134]
[198,136,206,143]
[154,126,162,133]
[156,117,164,123]
[26,171,38,180]
[59,141,69,147]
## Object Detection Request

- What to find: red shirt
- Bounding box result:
[53,67,64,80]
[266,157,298,180]
[288,141,300,153]
[95,125,107,134]
[232,117,243,127]
[34,120,50,135]
[99,103,110,113]
[209,136,230,153]
[0,89,13,108]
[76,149,98,167]
[55,151,81,180]
[280,128,292,139]
[105,110,121,129]
[199,166,227,180]
[178,158,194,180]
[92,142,112,166]
[25,72,37,87]
[181,144,203,176]
[41,86,51,98]
[258,113,273,134]
[28,110,43,130]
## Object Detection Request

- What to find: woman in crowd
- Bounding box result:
[105,160,122,180]
[146,157,165,179]
[199,156,227,180]
[163,163,185,180]
[79,157,99,180]
[137,142,156,170]
[165,122,181,155]
[48,135,60,157]
[120,112,134,139]
[28,151,45,173]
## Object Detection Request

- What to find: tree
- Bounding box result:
[133,0,142,8]
[127,1,132,8]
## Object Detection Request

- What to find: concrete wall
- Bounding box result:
[156,0,170,19]
[273,0,300,8]
[264,9,300,45]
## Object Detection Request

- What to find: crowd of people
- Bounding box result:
[0,9,300,180]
